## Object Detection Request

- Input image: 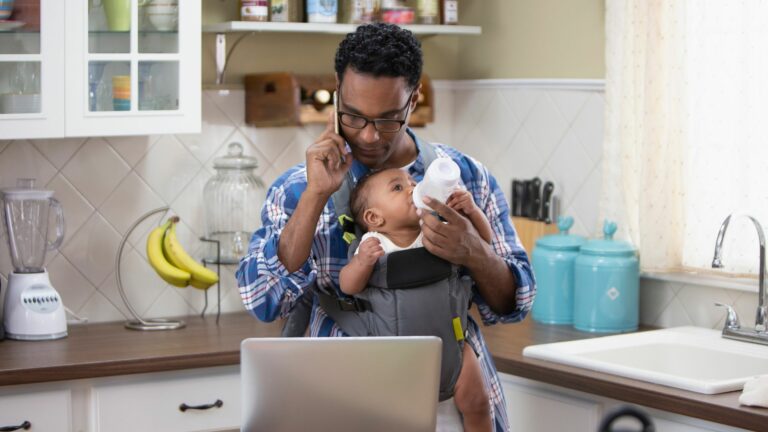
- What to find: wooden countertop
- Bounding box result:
[1,313,766,430]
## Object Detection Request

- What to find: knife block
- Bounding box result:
[244,72,434,127]
[511,217,558,254]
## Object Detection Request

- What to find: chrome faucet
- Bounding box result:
[712,214,768,345]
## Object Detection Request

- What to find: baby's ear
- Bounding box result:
[364,208,383,229]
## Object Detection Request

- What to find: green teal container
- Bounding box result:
[531,217,586,324]
[574,221,639,333]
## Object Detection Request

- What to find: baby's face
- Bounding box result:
[367,168,420,229]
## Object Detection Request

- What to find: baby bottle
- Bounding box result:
[413,157,461,209]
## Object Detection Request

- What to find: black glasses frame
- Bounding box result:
[336,89,415,133]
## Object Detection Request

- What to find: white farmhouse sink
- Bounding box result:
[522,326,768,394]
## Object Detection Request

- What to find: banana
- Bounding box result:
[146,219,191,288]
[163,217,219,290]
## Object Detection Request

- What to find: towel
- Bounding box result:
[739,375,768,408]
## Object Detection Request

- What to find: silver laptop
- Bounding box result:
[241,336,442,432]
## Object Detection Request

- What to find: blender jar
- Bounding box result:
[203,143,266,264]
[2,178,66,273]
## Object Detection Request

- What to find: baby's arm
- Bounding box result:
[446,190,493,244]
[339,237,385,295]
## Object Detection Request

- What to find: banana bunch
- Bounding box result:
[146,216,219,290]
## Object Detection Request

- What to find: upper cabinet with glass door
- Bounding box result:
[0,0,199,139]
[0,0,65,138]
[65,0,200,136]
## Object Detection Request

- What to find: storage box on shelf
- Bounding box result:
[243,72,433,128]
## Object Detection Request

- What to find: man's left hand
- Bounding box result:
[418,196,488,267]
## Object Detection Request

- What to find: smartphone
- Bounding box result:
[333,90,339,135]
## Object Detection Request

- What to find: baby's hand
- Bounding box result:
[358,237,385,266]
[446,190,479,217]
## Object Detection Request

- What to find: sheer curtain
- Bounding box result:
[602,0,768,275]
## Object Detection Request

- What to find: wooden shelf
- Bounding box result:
[202,21,481,36]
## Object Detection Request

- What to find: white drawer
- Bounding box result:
[0,387,71,432]
[92,366,240,432]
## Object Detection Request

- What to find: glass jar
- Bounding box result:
[203,142,266,264]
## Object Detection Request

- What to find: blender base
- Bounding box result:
[4,271,68,341]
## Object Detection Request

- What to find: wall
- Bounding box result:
[458,0,605,79]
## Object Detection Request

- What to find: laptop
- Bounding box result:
[240,336,442,432]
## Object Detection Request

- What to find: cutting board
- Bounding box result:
[511,216,558,254]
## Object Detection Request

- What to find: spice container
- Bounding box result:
[442,0,458,24]
[241,0,269,21]
[270,0,302,22]
[417,0,439,24]
[307,0,338,23]
[203,143,266,264]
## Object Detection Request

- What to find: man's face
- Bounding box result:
[337,70,417,169]
[366,168,420,230]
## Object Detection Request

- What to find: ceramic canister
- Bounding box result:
[574,221,639,333]
[531,216,586,324]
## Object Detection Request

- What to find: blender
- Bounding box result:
[2,178,67,340]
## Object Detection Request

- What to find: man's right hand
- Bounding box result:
[305,112,353,198]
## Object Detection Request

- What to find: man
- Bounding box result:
[237,23,535,431]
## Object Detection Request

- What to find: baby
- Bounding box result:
[339,167,493,432]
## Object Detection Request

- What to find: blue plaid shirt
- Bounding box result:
[237,131,535,432]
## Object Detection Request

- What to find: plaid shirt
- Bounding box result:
[237,131,535,432]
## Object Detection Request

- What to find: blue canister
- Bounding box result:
[531,216,586,324]
[574,221,639,333]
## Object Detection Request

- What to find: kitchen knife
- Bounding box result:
[540,181,555,223]
[511,180,526,217]
[528,177,542,220]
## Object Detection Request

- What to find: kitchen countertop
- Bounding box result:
[0,312,766,430]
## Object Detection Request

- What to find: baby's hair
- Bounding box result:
[349,172,378,232]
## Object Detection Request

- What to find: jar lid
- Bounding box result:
[580,220,636,257]
[213,142,258,169]
[1,178,54,200]
[535,216,586,251]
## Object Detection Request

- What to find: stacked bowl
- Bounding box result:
[145,0,178,31]
[112,75,130,111]
[0,0,14,20]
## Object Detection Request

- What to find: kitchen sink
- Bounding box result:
[522,326,768,394]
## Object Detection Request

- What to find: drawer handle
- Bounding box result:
[179,399,223,412]
[0,421,31,431]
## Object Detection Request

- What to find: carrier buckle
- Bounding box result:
[337,296,370,312]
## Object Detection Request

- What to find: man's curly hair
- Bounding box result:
[335,23,423,89]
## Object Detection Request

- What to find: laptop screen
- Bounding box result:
[241,336,441,432]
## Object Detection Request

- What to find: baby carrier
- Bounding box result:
[282,141,473,401]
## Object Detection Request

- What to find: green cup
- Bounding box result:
[104,0,130,31]
[93,0,149,31]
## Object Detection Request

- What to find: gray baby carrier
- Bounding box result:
[304,141,474,401]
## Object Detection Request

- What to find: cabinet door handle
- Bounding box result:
[179,399,223,412]
[0,421,31,431]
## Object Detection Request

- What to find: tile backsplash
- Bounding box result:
[0,81,754,330]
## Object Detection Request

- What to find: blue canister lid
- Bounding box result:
[580,220,636,257]
[535,216,586,251]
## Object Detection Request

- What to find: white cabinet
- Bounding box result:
[499,374,600,432]
[91,367,240,432]
[0,0,200,140]
[0,386,72,432]
[499,373,749,432]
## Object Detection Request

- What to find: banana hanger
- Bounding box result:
[115,207,222,331]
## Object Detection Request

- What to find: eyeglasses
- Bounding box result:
[337,89,414,133]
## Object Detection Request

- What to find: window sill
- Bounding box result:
[641,271,759,293]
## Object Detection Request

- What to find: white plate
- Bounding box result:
[0,21,25,32]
